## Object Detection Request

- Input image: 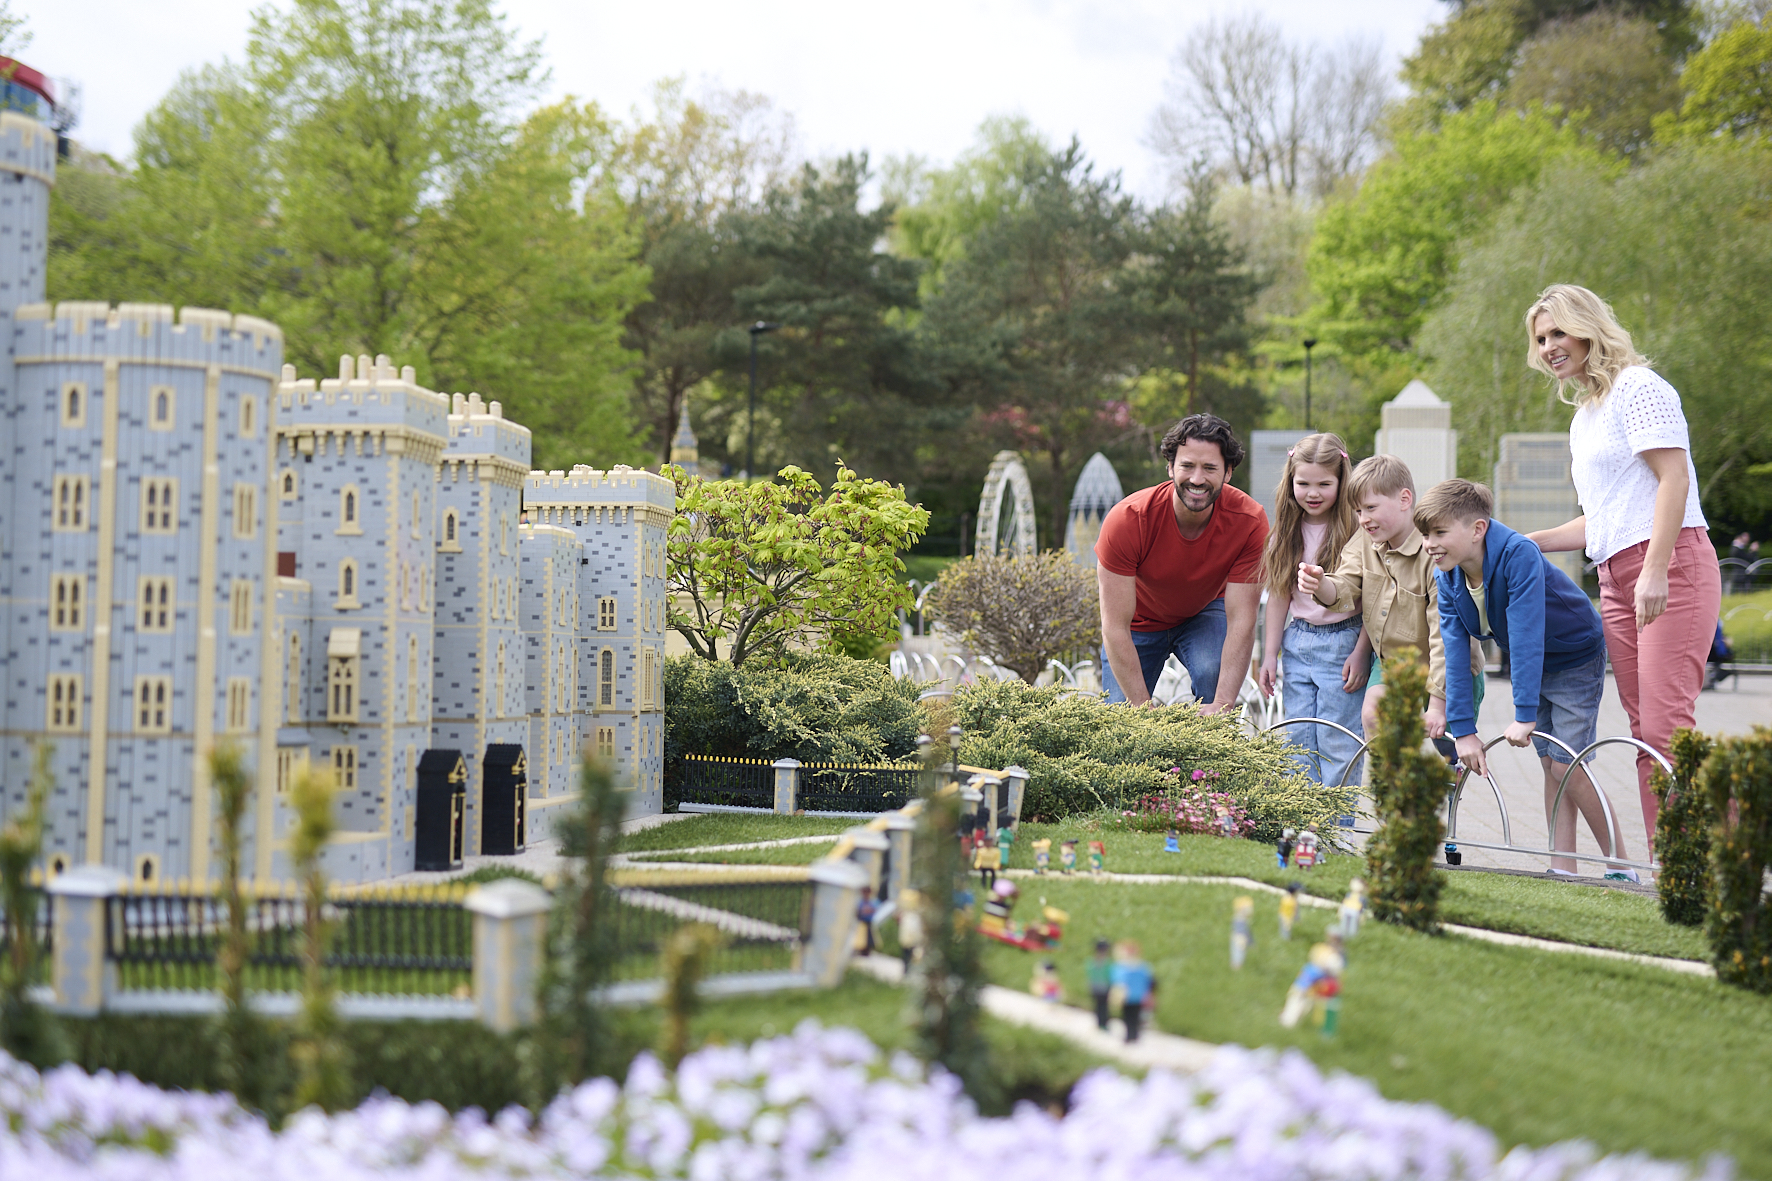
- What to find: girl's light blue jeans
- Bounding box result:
[1280,616,1367,813]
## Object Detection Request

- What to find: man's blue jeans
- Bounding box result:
[1102,598,1227,705]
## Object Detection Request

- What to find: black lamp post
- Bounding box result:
[745,321,781,480]
[947,724,962,783]
[1302,337,1318,431]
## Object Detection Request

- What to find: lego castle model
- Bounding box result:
[0,112,668,885]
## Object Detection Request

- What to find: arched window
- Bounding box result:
[444,508,457,543]
[407,634,420,720]
[338,485,361,534]
[495,641,507,717]
[281,469,297,499]
[599,648,614,708]
[287,633,302,723]
[338,559,359,607]
[149,386,174,430]
[410,490,421,538]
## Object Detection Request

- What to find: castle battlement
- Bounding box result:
[0,109,56,184]
[444,391,532,466]
[276,354,449,465]
[524,463,675,511]
[11,302,285,374]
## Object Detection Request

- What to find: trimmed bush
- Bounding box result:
[923,552,1101,680]
[1362,653,1446,932]
[1651,728,1714,928]
[947,679,1341,840]
[1702,726,1772,992]
[663,653,922,798]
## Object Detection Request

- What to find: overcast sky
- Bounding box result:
[23,0,1446,200]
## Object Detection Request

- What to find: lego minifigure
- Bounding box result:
[978,877,1019,938]
[1231,895,1254,969]
[1276,828,1296,870]
[1338,878,1367,939]
[1087,938,1114,1030]
[996,824,1015,865]
[1294,825,1321,870]
[1030,959,1064,1003]
[1111,940,1154,1043]
[973,839,1001,889]
[897,888,924,968]
[855,885,877,956]
[1215,804,1236,839]
[1279,882,1301,940]
[1032,837,1051,874]
[1279,930,1346,1035]
[1163,827,1180,853]
[1061,839,1079,874]
[1088,840,1106,875]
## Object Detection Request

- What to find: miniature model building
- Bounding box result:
[0,111,668,885]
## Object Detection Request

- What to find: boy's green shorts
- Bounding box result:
[1367,659,1486,711]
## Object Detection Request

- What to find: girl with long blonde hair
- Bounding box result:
[1521,284,1719,859]
[1257,432,1370,793]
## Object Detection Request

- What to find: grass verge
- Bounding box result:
[617,814,854,854]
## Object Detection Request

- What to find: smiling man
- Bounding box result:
[1095,414,1268,712]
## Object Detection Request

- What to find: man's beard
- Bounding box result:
[1174,478,1222,512]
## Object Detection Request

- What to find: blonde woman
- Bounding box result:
[1522,285,1720,848]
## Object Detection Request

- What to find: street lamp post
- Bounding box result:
[746,321,781,480]
[1302,337,1318,431]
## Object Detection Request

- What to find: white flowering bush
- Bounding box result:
[0,1022,1727,1180]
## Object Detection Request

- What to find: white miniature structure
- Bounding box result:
[1494,433,1583,583]
[1063,452,1123,569]
[1248,429,1311,523]
[1374,380,1458,492]
[975,450,1038,558]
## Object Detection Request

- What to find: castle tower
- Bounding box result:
[523,465,671,817]
[668,401,699,477]
[432,392,530,857]
[519,521,583,834]
[273,355,447,882]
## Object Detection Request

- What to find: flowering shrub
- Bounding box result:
[0,1024,1724,1180]
[1106,770,1256,837]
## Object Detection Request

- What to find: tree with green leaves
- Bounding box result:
[924,552,1101,681]
[1363,652,1447,932]
[0,745,66,1069]
[665,464,928,665]
[1656,15,1772,142]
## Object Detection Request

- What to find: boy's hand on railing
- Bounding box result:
[1455,733,1488,776]
[1502,720,1535,747]
[1423,699,1447,739]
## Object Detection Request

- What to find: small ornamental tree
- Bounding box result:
[665,463,929,665]
[210,742,270,1108]
[0,744,66,1068]
[1701,726,1772,993]
[1363,651,1447,932]
[288,765,351,1112]
[1651,728,1715,928]
[923,552,1101,681]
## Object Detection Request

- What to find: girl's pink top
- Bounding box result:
[1289,521,1358,627]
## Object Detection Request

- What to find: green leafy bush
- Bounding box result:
[1651,728,1714,928]
[1362,653,1447,932]
[1702,726,1772,993]
[946,679,1340,840]
[663,652,922,795]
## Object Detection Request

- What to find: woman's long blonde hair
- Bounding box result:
[1261,432,1357,598]
[1523,284,1650,407]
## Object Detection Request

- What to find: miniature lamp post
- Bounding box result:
[1302,337,1318,430]
[948,724,962,784]
[745,321,781,480]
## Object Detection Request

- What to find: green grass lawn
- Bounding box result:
[633,839,841,865]
[1721,587,1772,660]
[617,813,855,854]
[900,554,958,585]
[970,878,1772,1174]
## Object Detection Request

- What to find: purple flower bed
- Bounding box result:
[1108,769,1257,837]
[0,1024,1726,1179]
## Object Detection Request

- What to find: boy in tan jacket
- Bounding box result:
[1297,455,1471,744]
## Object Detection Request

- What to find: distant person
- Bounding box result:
[1729,532,1753,596]
[1416,479,1631,879]
[1256,433,1371,796]
[1521,284,1721,846]
[1095,414,1268,714]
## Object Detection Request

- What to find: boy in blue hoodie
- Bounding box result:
[1416,480,1633,879]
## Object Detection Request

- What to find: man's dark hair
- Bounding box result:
[1160,414,1245,471]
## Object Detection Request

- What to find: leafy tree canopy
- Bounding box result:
[1656,15,1772,142]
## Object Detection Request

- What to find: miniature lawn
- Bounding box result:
[616,813,854,854]
[971,878,1772,1174]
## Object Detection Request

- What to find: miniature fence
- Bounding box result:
[669,755,929,817]
[607,873,814,983]
[0,887,53,985]
[1266,716,1669,873]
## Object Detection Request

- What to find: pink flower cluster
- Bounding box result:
[1111,770,1255,836]
[0,1026,1725,1180]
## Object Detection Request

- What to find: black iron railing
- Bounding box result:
[608,875,813,982]
[798,762,919,814]
[0,889,52,985]
[670,755,776,810]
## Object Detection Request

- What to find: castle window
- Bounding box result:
[276,747,308,792]
[598,596,616,631]
[53,475,89,532]
[407,635,420,721]
[225,677,252,732]
[332,745,357,792]
[337,559,360,609]
[287,633,302,723]
[134,676,173,734]
[327,628,361,722]
[50,574,84,631]
[442,508,459,550]
[642,648,657,711]
[138,576,174,632]
[558,646,569,711]
[60,381,87,429]
[596,726,615,760]
[149,386,175,431]
[47,674,83,732]
[281,469,298,500]
[495,641,507,716]
[141,477,178,533]
[599,648,614,707]
[338,485,362,535]
[229,579,254,634]
[411,490,421,539]
[232,484,258,538]
[239,395,258,438]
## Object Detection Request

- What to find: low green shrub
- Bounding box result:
[947,679,1340,840]
[1702,726,1772,992]
[663,653,922,799]
[1362,653,1446,933]
[1651,728,1714,928]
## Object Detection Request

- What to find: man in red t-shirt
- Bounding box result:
[1094,414,1269,713]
